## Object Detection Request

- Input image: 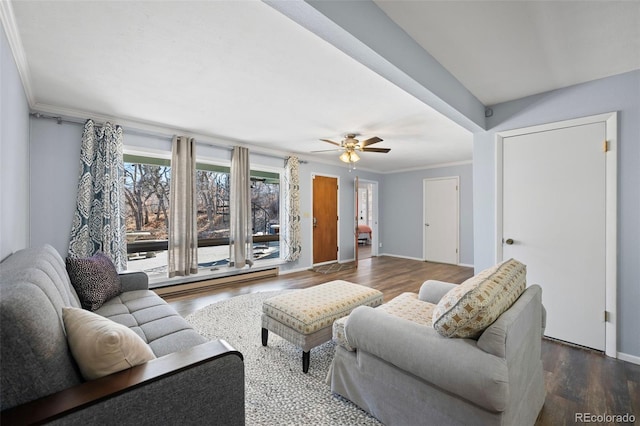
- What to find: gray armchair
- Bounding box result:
[329,279,546,426]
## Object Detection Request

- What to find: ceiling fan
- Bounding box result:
[314,133,390,163]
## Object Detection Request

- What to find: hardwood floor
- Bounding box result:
[163,256,639,425]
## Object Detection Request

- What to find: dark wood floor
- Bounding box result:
[163,256,639,426]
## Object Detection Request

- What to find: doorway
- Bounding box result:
[423,177,459,265]
[497,112,617,356]
[356,179,378,260]
[312,175,338,265]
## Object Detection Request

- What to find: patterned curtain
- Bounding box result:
[69,119,127,271]
[168,136,198,277]
[282,156,302,261]
[229,146,253,268]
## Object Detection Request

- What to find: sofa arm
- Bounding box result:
[119,270,149,291]
[345,306,508,412]
[418,280,457,303]
[1,340,244,425]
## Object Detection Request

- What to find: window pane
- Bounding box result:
[250,175,280,261]
[196,169,230,239]
[124,160,171,279]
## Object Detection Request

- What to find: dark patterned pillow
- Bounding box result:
[66,252,122,311]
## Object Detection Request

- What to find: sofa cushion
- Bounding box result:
[62,307,156,380]
[66,252,122,311]
[95,290,208,357]
[432,258,526,338]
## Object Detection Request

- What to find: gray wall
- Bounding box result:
[380,163,474,265]
[1,24,30,260]
[29,119,82,254]
[473,70,640,359]
[28,118,385,272]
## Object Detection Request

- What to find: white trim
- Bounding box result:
[0,1,35,106]
[495,112,617,358]
[382,160,473,175]
[604,112,617,359]
[378,253,424,262]
[617,352,640,366]
[458,263,474,268]
[423,176,460,265]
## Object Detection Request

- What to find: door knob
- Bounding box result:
[425,223,430,227]
[313,217,318,228]
[505,238,514,245]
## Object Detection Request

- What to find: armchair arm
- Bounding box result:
[1,340,244,425]
[119,270,149,292]
[345,306,508,412]
[418,280,457,303]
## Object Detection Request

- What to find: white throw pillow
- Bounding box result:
[62,307,156,380]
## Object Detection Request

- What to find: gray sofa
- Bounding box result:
[0,244,245,425]
[329,279,546,426]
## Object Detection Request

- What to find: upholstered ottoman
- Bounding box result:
[261,280,383,373]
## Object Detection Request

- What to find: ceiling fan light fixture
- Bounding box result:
[340,150,360,163]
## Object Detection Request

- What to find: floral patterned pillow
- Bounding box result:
[432,259,526,339]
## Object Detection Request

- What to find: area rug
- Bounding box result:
[185,291,381,425]
[312,262,356,274]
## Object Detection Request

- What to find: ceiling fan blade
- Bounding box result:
[362,147,391,153]
[360,136,383,147]
[320,139,341,146]
[311,148,343,153]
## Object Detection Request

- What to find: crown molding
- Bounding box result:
[383,160,473,174]
[0,1,35,107]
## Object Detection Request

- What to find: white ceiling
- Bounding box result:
[6,1,639,173]
[375,0,640,106]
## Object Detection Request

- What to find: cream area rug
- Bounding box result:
[185,291,381,425]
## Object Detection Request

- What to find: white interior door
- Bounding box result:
[502,122,607,350]
[423,177,459,264]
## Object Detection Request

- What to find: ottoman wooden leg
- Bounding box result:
[302,351,310,374]
[262,328,268,346]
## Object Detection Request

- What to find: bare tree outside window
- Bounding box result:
[123,155,281,282]
[124,163,171,240]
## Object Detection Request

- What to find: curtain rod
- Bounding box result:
[29,112,307,164]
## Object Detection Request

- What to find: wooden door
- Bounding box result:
[423,177,459,264]
[313,175,338,264]
[502,122,606,350]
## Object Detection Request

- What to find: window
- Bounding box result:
[124,154,281,280]
[195,164,281,268]
[124,155,171,246]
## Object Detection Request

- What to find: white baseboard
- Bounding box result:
[380,254,474,268]
[379,253,424,262]
[617,352,640,365]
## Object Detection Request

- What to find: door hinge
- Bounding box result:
[603,140,609,152]
[604,311,610,322]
